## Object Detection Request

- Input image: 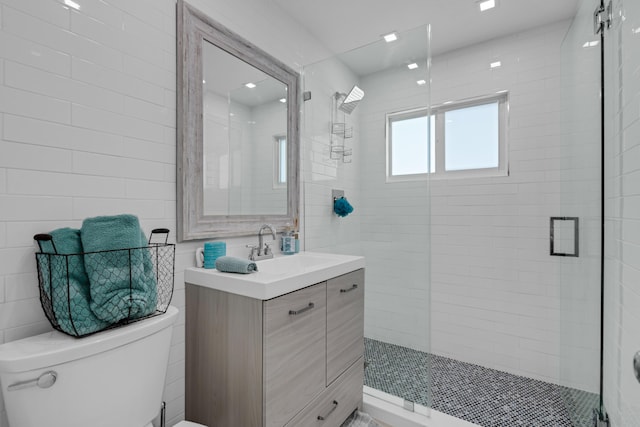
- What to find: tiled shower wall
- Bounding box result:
[0,1,328,425]
[603,0,640,424]
[360,20,601,392]
[357,52,431,356]
[301,58,362,257]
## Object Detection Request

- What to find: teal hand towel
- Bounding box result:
[215,256,258,274]
[81,214,157,323]
[39,228,110,336]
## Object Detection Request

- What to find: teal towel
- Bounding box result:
[39,228,110,336]
[81,214,157,323]
[215,256,258,274]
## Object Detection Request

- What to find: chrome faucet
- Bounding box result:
[247,224,276,261]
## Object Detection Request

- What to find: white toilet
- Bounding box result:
[0,306,204,427]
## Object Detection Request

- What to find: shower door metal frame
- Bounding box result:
[595,0,611,424]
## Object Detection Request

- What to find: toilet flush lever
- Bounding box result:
[7,370,57,392]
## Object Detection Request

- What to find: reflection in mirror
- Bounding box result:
[177,0,299,241]
[202,41,288,216]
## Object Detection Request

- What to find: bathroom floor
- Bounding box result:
[364,339,598,427]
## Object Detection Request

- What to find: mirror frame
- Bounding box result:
[177,0,300,241]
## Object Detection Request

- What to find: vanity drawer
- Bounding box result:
[326,269,364,385]
[263,283,327,427]
[285,357,364,427]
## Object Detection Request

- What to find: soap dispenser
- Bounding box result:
[281,225,295,255]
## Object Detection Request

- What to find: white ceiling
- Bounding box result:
[274,0,582,58]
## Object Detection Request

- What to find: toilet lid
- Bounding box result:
[175,422,207,427]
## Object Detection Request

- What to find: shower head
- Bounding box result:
[337,85,365,114]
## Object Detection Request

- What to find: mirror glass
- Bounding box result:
[177,0,299,241]
[202,41,289,216]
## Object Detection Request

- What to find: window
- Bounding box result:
[388,111,435,176]
[274,135,287,187]
[386,93,508,180]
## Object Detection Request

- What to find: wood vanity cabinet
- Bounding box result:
[185,268,365,427]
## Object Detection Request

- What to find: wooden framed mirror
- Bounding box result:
[177,0,300,241]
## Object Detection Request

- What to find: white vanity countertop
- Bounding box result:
[184,251,365,300]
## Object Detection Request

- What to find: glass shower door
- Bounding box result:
[558,0,604,424]
[301,24,433,424]
[601,0,640,425]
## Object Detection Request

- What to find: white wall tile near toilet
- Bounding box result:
[4,273,38,302]
[0,0,329,426]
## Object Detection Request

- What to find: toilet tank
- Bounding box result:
[0,306,179,427]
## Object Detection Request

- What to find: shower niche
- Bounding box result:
[330,85,364,163]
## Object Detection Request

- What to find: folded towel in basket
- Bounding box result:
[81,214,157,324]
[39,228,110,336]
[215,256,258,274]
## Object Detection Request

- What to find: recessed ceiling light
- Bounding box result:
[64,0,81,10]
[383,32,398,43]
[245,82,256,89]
[417,80,427,86]
[479,0,495,12]
[490,61,502,68]
[202,79,206,84]
[279,98,287,103]
[582,40,599,47]
[407,63,419,70]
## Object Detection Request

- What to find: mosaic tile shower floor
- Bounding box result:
[364,339,598,427]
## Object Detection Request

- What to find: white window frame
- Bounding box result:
[386,107,434,182]
[386,93,509,182]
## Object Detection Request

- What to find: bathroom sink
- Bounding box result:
[184,251,365,300]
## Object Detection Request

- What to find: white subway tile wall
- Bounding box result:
[0,0,328,426]
[302,56,362,256]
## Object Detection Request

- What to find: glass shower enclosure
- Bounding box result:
[300,0,636,424]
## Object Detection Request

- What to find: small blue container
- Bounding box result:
[281,234,295,255]
[199,241,226,268]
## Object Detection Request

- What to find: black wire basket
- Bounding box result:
[34,228,175,338]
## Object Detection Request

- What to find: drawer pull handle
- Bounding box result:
[289,302,314,315]
[317,400,338,421]
[340,284,358,293]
